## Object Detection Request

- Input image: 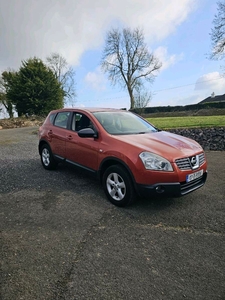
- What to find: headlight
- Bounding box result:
[139,152,173,171]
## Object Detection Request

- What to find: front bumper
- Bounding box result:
[136,171,207,198]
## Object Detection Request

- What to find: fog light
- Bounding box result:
[155,186,165,194]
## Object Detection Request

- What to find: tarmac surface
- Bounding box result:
[0,127,225,300]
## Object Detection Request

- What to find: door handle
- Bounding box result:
[67,135,73,140]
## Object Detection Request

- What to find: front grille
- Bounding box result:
[175,152,205,170]
[199,152,205,166]
[175,157,190,170]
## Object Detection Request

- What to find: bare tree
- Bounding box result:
[134,90,151,114]
[210,1,225,60]
[101,27,161,109]
[46,53,76,105]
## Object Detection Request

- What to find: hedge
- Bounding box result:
[131,101,225,114]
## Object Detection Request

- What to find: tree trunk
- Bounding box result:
[2,100,14,118]
[8,102,13,118]
[127,86,134,109]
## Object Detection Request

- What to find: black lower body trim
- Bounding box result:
[136,172,207,198]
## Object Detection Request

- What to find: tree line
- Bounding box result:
[0,53,76,118]
[0,2,224,118]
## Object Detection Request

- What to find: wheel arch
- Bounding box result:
[98,157,137,191]
[38,139,51,155]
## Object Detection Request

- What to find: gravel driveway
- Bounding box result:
[1,127,225,300]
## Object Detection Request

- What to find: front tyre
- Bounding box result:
[40,144,58,170]
[103,165,135,207]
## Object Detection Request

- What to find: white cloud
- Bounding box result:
[0,0,196,71]
[85,67,106,90]
[195,72,225,94]
[154,47,184,71]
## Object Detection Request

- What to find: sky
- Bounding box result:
[0,0,225,112]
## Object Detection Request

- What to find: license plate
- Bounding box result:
[186,169,203,182]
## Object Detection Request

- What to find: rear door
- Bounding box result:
[48,111,71,159]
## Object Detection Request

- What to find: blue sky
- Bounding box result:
[0,0,224,112]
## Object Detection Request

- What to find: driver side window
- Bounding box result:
[71,113,94,131]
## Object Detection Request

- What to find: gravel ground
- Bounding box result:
[0,127,225,300]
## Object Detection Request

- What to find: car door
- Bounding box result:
[48,111,71,159]
[65,112,100,171]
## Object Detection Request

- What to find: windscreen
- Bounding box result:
[93,111,158,135]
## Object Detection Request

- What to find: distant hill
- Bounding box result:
[199,93,225,104]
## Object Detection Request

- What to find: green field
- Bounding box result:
[146,115,225,130]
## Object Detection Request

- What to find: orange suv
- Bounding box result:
[38,108,207,206]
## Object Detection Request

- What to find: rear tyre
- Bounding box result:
[103,165,135,207]
[40,144,58,170]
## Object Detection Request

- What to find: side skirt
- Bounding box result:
[53,154,98,177]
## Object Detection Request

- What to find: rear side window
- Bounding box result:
[54,112,70,128]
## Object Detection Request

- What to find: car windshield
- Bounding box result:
[93,111,158,135]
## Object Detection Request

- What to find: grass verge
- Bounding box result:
[146,115,225,130]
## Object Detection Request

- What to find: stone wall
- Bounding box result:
[168,127,225,151]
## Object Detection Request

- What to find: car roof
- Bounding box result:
[50,107,128,113]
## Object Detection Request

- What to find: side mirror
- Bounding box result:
[78,128,98,138]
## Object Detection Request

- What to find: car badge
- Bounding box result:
[189,155,199,169]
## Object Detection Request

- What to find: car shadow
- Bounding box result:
[133,196,177,210]
[56,163,180,210]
